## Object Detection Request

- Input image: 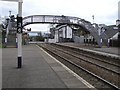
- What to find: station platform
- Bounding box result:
[57,43,120,59]
[2,44,94,89]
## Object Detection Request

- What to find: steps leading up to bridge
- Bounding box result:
[6,30,17,48]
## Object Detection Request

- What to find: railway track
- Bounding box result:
[38,43,120,89]
[51,43,120,73]
[51,43,120,66]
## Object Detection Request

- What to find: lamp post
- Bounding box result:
[2,0,23,68]
[9,10,11,17]
[92,15,94,24]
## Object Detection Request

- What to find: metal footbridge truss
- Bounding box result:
[23,15,102,47]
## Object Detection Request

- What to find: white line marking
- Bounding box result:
[36,45,96,89]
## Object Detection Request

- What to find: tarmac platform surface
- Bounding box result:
[2,44,93,89]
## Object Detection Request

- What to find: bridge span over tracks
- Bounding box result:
[23,15,118,47]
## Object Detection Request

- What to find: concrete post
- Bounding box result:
[17,0,23,68]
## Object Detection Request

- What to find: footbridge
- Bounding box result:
[23,15,119,47]
[23,15,102,47]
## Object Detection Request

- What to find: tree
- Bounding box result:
[35,36,44,41]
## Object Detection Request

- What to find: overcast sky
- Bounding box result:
[0,0,119,32]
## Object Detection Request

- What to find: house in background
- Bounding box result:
[48,25,72,43]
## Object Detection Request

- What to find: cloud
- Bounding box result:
[0,0,119,31]
[0,1,17,16]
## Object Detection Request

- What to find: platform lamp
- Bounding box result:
[2,0,23,68]
[116,19,120,47]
